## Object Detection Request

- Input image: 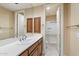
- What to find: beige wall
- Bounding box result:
[69,4,79,56]
[63,4,71,55]
[0,6,14,40]
[64,3,79,56]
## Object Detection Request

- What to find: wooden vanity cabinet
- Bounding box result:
[37,41,43,56]
[19,49,28,56]
[29,38,43,56]
[19,38,43,56]
[28,41,38,54]
[27,17,41,33]
[27,18,33,33]
[34,17,41,33]
[29,47,38,56]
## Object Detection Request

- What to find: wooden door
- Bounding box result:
[27,18,33,33]
[34,17,41,33]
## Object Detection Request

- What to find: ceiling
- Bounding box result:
[45,3,60,16]
[0,3,44,11]
[0,3,60,16]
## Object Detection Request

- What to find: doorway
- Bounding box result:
[45,4,63,56]
[17,11,25,36]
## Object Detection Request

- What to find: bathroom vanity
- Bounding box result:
[0,34,43,56]
[19,37,43,56]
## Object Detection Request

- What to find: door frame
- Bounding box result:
[57,4,64,56]
[14,10,25,37]
[44,4,64,56]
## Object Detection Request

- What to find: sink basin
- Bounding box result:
[19,38,33,44]
[0,38,33,48]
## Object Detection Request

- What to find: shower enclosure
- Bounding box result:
[45,20,58,56]
[45,4,64,56]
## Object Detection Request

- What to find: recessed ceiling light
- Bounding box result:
[46,6,50,10]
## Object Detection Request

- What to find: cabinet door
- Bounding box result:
[29,48,38,56]
[28,41,38,54]
[27,18,33,33]
[37,41,43,56]
[34,17,41,33]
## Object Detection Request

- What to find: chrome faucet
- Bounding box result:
[23,34,27,40]
[19,34,27,42]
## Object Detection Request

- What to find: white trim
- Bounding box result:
[14,12,18,37]
[56,4,64,56]
[57,6,61,56]
[14,10,25,37]
[60,4,64,56]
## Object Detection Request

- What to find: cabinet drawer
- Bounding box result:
[20,50,28,56]
[29,47,38,56]
[28,42,38,54]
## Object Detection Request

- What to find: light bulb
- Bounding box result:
[46,7,50,10]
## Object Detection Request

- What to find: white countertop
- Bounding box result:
[0,34,42,56]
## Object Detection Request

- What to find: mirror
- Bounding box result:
[0,9,15,40]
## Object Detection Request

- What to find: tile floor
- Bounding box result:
[45,44,59,56]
